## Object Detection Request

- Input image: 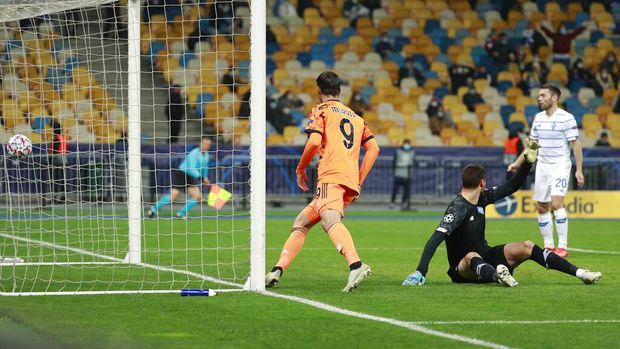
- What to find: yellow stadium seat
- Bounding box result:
[282,125,301,143]
[475,104,492,123]
[506,87,523,105]
[449,135,468,146]
[483,119,502,133]
[440,127,457,143]
[442,95,460,109]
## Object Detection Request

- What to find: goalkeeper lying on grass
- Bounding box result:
[403,139,602,287]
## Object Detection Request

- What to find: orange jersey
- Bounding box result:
[304,99,374,192]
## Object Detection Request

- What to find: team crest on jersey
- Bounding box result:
[552,122,557,130]
[477,206,484,214]
[443,214,454,223]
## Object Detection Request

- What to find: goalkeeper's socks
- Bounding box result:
[470,256,497,282]
[275,230,306,271]
[530,244,577,276]
[327,223,360,266]
[152,194,171,212]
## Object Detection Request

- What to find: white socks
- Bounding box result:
[538,212,554,249]
[554,208,568,249]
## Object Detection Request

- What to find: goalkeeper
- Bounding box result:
[147,136,212,219]
[403,139,602,287]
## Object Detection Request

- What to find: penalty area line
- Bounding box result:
[568,247,620,255]
[412,319,620,325]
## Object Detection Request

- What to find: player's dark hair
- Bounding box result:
[540,83,561,98]
[201,135,214,142]
[462,164,486,189]
[316,71,341,96]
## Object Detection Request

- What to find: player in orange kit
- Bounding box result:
[265,71,381,292]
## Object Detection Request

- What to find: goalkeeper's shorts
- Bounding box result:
[307,183,357,218]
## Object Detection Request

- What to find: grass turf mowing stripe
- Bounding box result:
[1,233,513,348]
[568,247,620,255]
[263,290,513,349]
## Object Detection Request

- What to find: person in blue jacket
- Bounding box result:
[148,136,212,219]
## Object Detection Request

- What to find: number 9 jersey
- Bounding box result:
[304,99,374,193]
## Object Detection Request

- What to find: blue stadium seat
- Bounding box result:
[536,0,549,12]
[574,12,590,26]
[590,97,604,109]
[266,58,276,75]
[360,85,376,103]
[386,52,405,68]
[562,20,576,31]
[476,3,494,14]
[508,121,526,134]
[296,52,312,67]
[424,19,440,34]
[196,93,214,118]
[290,110,306,124]
[497,80,513,93]
[565,96,582,111]
[471,46,487,65]
[387,28,401,38]
[424,71,439,80]
[147,41,166,63]
[524,105,539,120]
[569,78,586,93]
[266,42,280,55]
[454,29,471,43]
[514,20,529,33]
[339,27,357,42]
[238,60,250,80]
[46,68,68,90]
[32,116,51,133]
[412,54,429,70]
[434,87,449,100]
[574,39,588,56]
[393,36,410,51]
[165,4,182,21]
[434,54,451,66]
[500,105,516,126]
[590,31,604,45]
[180,52,195,68]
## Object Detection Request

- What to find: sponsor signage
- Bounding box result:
[488,191,620,219]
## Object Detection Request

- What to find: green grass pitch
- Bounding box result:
[0,211,619,348]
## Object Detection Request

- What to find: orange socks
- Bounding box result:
[275,230,306,271]
[327,223,360,266]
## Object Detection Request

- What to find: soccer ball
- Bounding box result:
[6,134,33,159]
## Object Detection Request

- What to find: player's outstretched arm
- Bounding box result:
[296,133,322,191]
[359,138,380,187]
[403,231,446,286]
[493,138,539,200]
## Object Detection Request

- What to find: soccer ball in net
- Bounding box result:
[6,134,33,159]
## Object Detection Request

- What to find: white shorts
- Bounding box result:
[534,161,572,203]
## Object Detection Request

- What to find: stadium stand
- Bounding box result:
[266,0,620,148]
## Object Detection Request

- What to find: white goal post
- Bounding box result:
[0,0,265,295]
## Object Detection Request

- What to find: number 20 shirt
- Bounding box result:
[305,99,374,193]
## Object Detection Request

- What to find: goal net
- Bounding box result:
[0,0,265,295]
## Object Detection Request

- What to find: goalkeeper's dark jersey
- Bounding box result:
[437,190,501,273]
[414,159,533,277]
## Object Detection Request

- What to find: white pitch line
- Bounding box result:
[263,290,512,349]
[413,319,620,325]
[569,247,620,255]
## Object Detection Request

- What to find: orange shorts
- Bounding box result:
[307,183,357,218]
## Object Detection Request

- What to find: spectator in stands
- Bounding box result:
[426,94,449,136]
[540,23,585,69]
[490,32,516,66]
[239,90,251,119]
[398,57,425,87]
[222,68,244,94]
[343,0,370,27]
[297,0,315,18]
[463,84,484,112]
[49,118,67,203]
[595,69,613,96]
[595,132,611,147]
[522,22,548,55]
[349,92,370,117]
[484,30,498,55]
[520,56,548,94]
[614,94,620,113]
[374,32,394,59]
[599,51,620,86]
[266,25,277,43]
[277,0,300,26]
[473,65,493,85]
[499,0,521,20]
[390,139,414,211]
[269,91,302,134]
[449,62,475,94]
[166,85,185,144]
[570,58,596,91]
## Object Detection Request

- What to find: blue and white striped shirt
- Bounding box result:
[529,108,578,164]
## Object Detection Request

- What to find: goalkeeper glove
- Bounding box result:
[402,270,426,286]
[523,138,540,163]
